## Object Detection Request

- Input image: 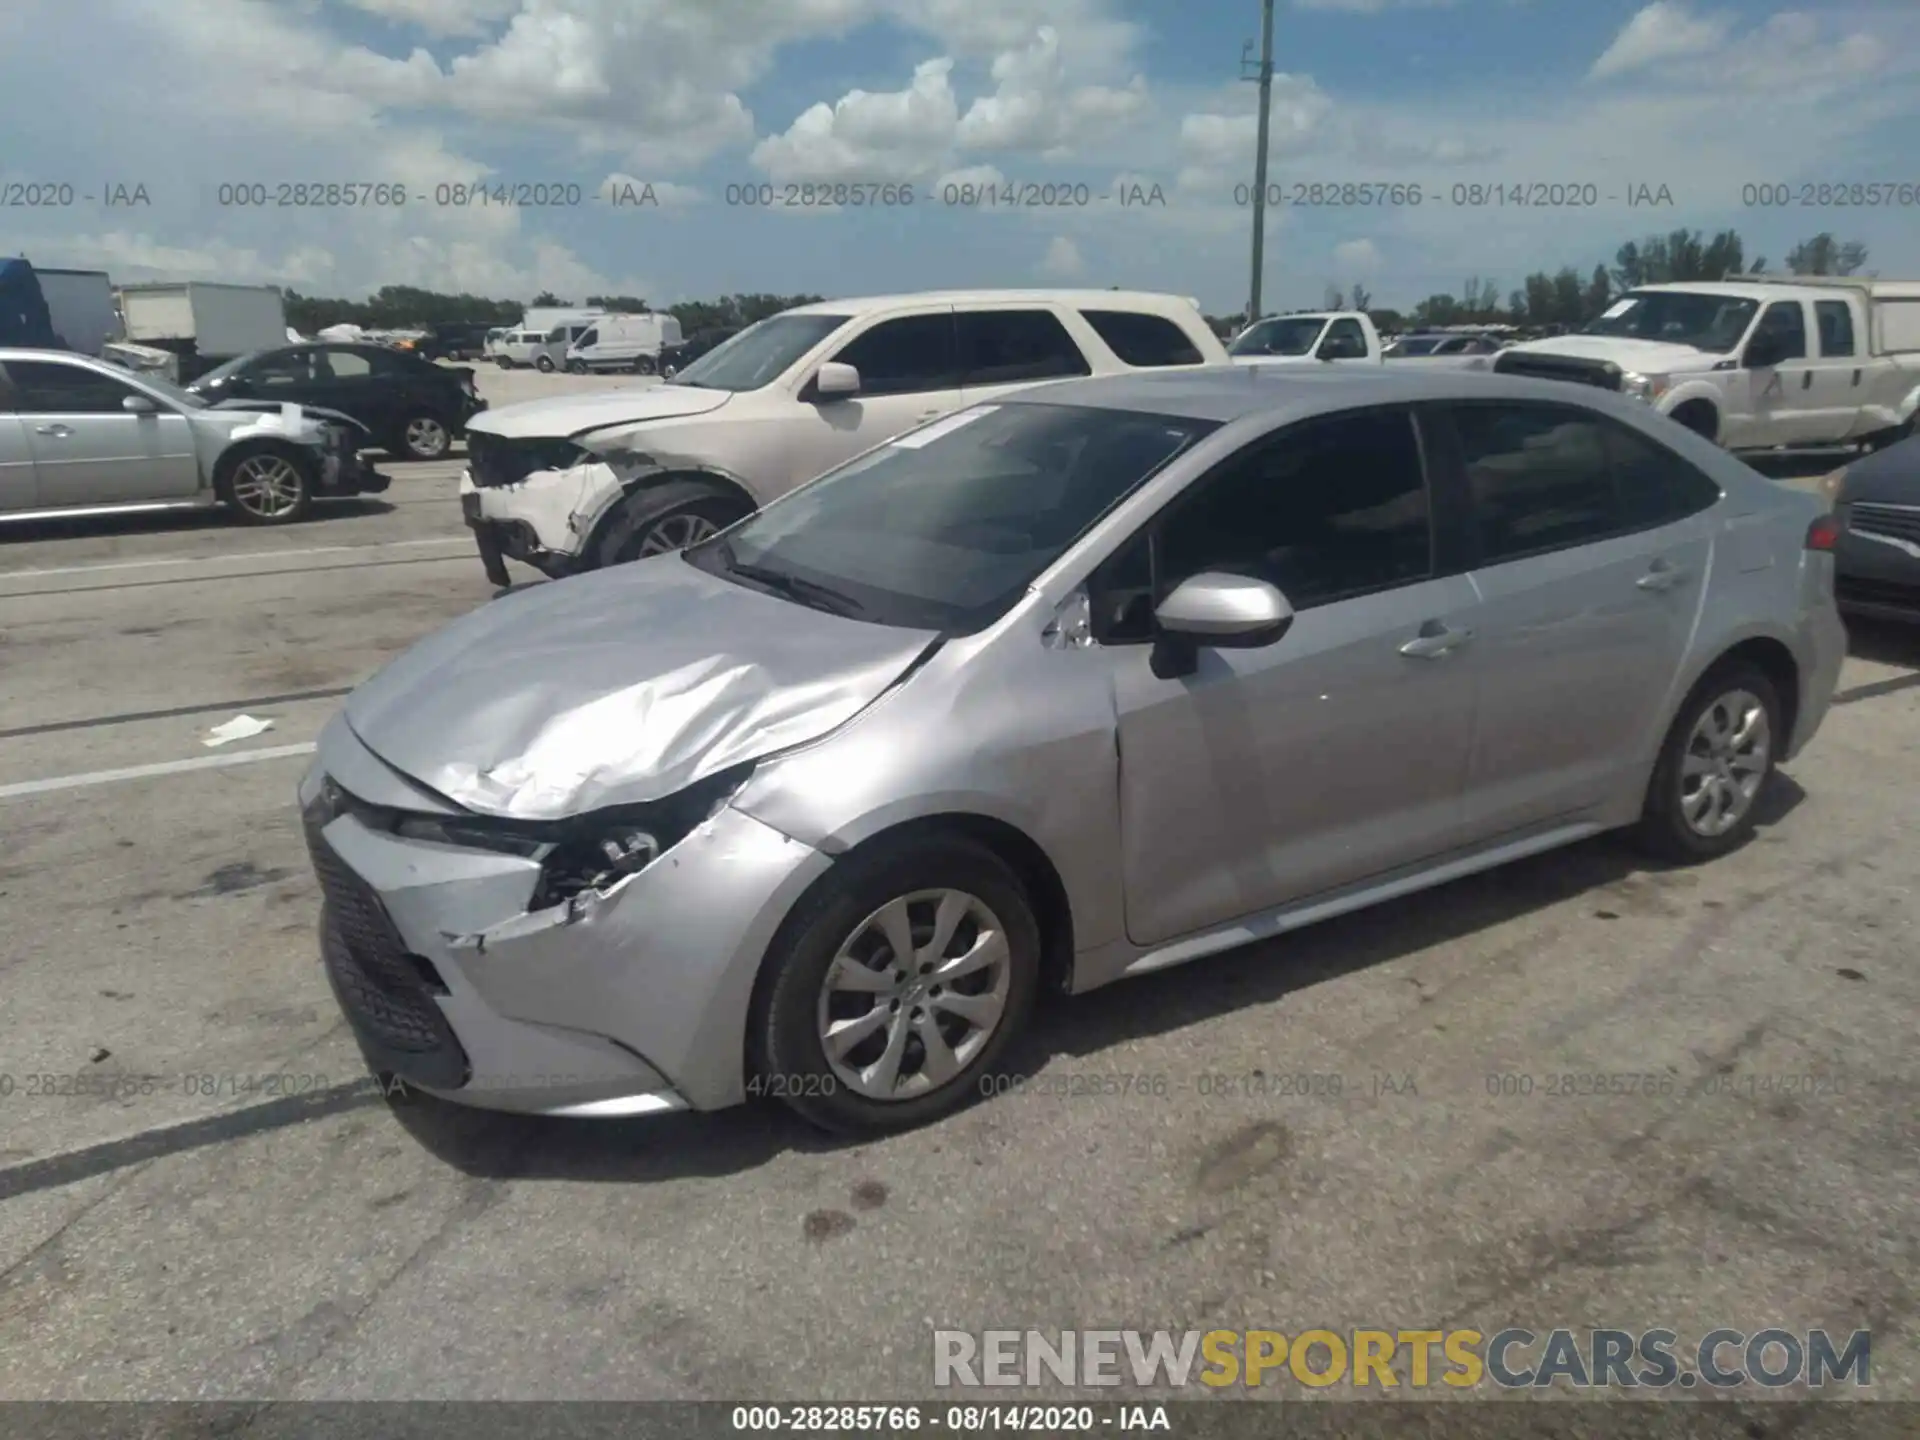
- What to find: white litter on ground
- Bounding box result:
[204,714,276,747]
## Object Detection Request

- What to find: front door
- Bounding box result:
[5,359,199,505]
[1093,405,1481,947]
[784,310,963,494]
[1433,400,1721,837]
[1735,300,1821,448]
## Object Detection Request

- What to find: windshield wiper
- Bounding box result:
[714,541,865,616]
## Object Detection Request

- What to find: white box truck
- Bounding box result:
[34,268,121,355]
[118,282,290,380]
[564,312,684,374]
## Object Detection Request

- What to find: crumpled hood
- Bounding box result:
[206,398,370,437]
[468,384,731,441]
[1504,336,1712,372]
[342,556,938,820]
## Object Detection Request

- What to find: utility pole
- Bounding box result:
[1241,0,1276,326]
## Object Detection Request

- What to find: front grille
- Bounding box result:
[1848,502,1920,547]
[304,817,469,1086]
[466,432,585,488]
[1492,352,1623,390]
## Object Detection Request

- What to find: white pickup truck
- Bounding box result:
[1493,278,1920,453]
[1228,310,1383,366]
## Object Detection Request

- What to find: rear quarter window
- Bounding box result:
[1078,309,1206,367]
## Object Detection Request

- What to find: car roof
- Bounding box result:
[782,289,1203,319]
[992,364,1650,424]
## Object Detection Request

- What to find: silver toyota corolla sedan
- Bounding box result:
[300,366,1846,1135]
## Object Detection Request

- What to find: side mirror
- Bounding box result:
[122,393,158,413]
[812,361,861,398]
[1149,571,1294,679]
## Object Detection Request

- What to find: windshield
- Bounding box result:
[1229,316,1328,357]
[667,312,848,391]
[683,401,1218,632]
[136,370,211,408]
[1581,291,1760,353]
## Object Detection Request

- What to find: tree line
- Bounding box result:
[279,286,825,335]
[1204,229,1871,336]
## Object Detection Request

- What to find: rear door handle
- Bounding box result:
[1801,371,1812,390]
[1636,561,1688,592]
[34,424,72,437]
[1399,622,1473,659]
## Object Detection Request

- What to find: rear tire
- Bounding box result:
[396,412,451,461]
[218,445,314,526]
[1633,661,1781,864]
[632,354,656,376]
[594,480,753,567]
[495,356,512,368]
[535,355,556,373]
[749,834,1041,1136]
[1670,401,1719,443]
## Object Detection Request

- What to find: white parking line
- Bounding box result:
[0,743,318,800]
[0,536,469,580]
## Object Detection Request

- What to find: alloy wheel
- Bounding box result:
[636,512,719,556]
[404,416,449,458]
[815,889,1012,1102]
[228,454,305,519]
[1679,688,1771,837]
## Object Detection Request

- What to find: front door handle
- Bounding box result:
[1399,622,1473,659]
[1801,371,1812,390]
[34,423,72,437]
[1636,560,1688,592]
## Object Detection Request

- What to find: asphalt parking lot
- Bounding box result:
[0,372,1915,1403]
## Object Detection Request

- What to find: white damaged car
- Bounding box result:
[456,289,1229,584]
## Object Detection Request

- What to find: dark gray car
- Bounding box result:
[1825,432,1920,621]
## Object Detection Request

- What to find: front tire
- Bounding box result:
[632,354,656,376]
[1634,661,1781,863]
[751,835,1041,1136]
[594,480,753,567]
[535,355,556,373]
[566,359,588,375]
[495,356,512,369]
[219,446,314,526]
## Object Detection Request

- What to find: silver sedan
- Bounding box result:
[301,367,1846,1135]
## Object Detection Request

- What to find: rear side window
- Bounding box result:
[1814,301,1855,357]
[956,310,1092,386]
[1078,309,1205,367]
[1319,318,1369,358]
[1449,403,1718,563]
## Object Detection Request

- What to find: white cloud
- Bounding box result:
[751,58,960,183]
[1332,238,1382,271]
[934,164,1007,192]
[1038,235,1087,278]
[954,26,1148,154]
[599,174,705,210]
[338,0,521,39]
[1294,0,1462,10]
[1589,3,1736,80]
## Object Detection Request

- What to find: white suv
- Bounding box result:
[458,289,1229,583]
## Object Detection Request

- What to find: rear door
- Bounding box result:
[0,397,32,510]
[1429,400,1722,838]
[784,309,962,490]
[1807,298,1871,442]
[4,358,199,504]
[955,307,1093,402]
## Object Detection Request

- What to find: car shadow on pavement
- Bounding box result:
[0,498,396,545]
[386,783,1806,1186]
[1841,617,1920,676]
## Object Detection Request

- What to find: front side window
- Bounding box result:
[830,313,958,396]
[668,312,850,392]
[1749,301,1808,363]
[576,327,600,347]
[250,349,317,385]
[683,401,1217,633]
[955,310,1092,385]
[3,359,148,414]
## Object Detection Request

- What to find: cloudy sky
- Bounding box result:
[3,0,1917,313]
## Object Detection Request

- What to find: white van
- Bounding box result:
[495,322,598,372]
[566,313,685,375]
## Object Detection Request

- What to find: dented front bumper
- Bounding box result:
[298,739,834,1117]
[459,463,622,582]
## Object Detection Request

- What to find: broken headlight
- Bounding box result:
[392,815,549,857]
[528,763,757,911]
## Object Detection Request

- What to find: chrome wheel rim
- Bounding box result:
[636,512,719,556]
[405,417,448,456]
[229,455,304,518]
[816,889,1012,1102]
[1680,688,1770,836]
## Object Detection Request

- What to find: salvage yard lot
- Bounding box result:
[0,399,1916,1400]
